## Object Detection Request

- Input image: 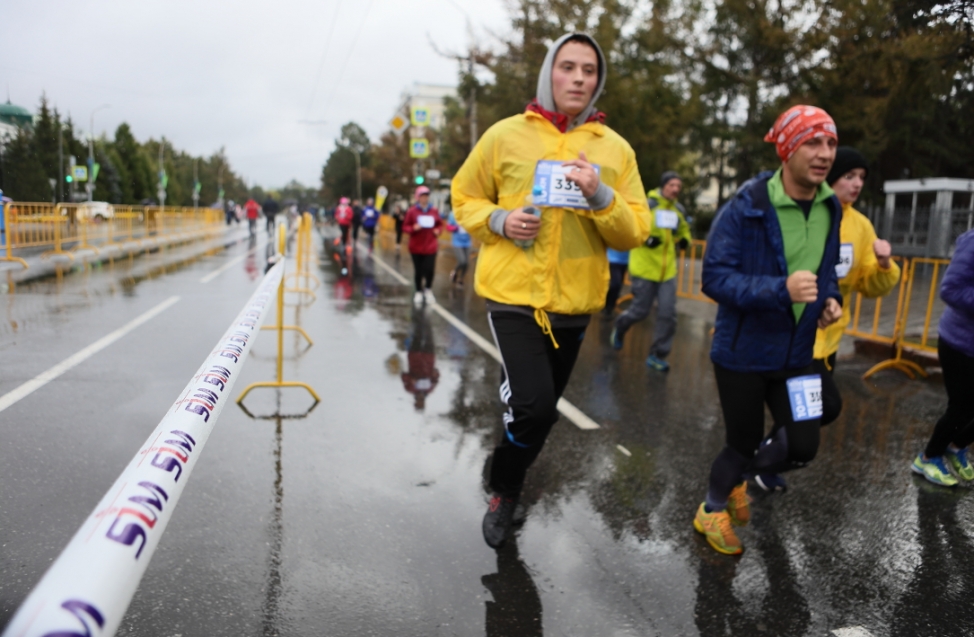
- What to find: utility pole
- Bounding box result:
[58,122,64,202]
[157,139,166,211]
[88,104,110,202]
[192,158,200,212]
[467,56,477,150]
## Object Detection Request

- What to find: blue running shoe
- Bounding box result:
[610,327,623,350]
[946,447,974,481]
[645,354,670,372]
[754,473,788,492]
[911,454,958,487]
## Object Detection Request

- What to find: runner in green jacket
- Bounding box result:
[610,171,692,371]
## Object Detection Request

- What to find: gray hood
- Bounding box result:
[535,33,607,132]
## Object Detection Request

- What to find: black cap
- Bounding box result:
[660,171,681,189]
[827,147,868,186]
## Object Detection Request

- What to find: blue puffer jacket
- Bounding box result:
[939,229,974,358]
[703,171,842,372]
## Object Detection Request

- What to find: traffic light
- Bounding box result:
[65,175,73,183]
[414,175,425,185]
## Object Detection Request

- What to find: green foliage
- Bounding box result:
[0,102,255,207]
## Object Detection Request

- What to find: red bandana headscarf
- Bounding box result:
[764,105,837,162]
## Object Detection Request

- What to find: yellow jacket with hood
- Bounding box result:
[813,203,901,359]
[451,33,651,320]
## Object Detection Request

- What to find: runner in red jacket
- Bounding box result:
[334,197,354,247]
[244,198,260,237]
[403,186,444,306]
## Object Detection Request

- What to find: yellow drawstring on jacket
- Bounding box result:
[533,308,560,349]
[823,356,832,372]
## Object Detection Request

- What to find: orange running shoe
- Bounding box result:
[693,503,743,555]
[727,482,751,526]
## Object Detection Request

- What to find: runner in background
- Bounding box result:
[334,197,354,248]
[361,197,380,251]
[912,228,974,486]
[452,32,651,549]
[610,171,692,371]
[603,248,629,316]
[351,198,364,243]
[694,105,843,555]
[263,196,280,234]
[447,209,472,287]
[403,186,443,306]
[392,201,406,254]
[752,146,901,492]
[244,197,260,238]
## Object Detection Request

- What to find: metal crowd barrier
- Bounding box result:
[1,258,285,637]
[1,202,223,268]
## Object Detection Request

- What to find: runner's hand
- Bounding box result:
[561,151,600,198]
[873,239,892,269]
[505,208,541,240]
[818,297,842,329]
[786,271,818,303]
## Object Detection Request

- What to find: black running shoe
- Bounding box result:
[483,493,518,549]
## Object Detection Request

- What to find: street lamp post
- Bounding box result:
[338,137,362,201]
[88,104,110,202]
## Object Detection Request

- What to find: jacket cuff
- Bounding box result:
[777,279,793,310]
[489,209,510,237]
[586,182,614,211]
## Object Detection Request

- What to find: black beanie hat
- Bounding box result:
[660,171,681,189]
[827,147,868,186]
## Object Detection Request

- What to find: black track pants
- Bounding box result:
[706,363,822,509]
[411,253,436,291]
[925,339,974,458]
[487,312,587,497]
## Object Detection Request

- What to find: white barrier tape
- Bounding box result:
[2,260,284,637]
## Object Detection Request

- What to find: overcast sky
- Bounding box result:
[3,0,510,188]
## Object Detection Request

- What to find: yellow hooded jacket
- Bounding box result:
[451,111,652,317]
[813,203,901,359]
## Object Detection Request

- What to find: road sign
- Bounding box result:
[425,169,441,180]
[390,114,408,134]
[72,166,88,182]
[410,138,430,159]
[410,106,431,127]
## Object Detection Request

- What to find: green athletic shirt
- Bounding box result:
[766,169,834,322]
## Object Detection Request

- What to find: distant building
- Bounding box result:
[0,100,33,142]
[394,83,457,132]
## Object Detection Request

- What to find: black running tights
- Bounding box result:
[924,339,974,458]
[706,363,822,510]
[411,253,436,292]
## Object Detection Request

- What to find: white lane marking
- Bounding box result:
[366,247,601,431]
[616,444,632,456]
[199,247,257,283]
[832,628,876,637]
[0,296,180,415]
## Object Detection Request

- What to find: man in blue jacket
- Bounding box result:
[693,105,844,555]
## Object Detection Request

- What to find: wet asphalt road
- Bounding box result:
[1,224,971,637]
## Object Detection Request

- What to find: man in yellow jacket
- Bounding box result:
[753,146,901,492]
[452,32,651,549]
[610,171,693,371]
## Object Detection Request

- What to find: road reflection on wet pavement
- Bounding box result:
[1,226,971,636]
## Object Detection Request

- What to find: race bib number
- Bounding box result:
[787,374,823,421]
[655,210,679,230]
[417,215,435,229]
[835,243,853,279]
[415,378,432,391]
[532,160,601,209]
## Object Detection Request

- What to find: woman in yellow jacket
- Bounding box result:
[753,146,901,492]
[452,33,651,549]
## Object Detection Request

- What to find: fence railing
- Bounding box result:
[1,202,223,268]
[1,259,285,637]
